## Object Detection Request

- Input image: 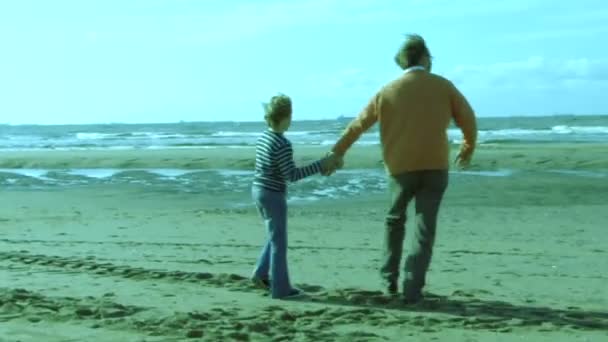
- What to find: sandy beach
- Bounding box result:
[1,144,607,341]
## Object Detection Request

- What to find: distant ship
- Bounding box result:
[336,115,354,121]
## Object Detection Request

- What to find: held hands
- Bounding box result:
[320,152,344,176]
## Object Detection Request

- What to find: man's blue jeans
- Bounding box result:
[252,186,293,298]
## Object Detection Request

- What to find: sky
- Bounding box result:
[1,0,608,124]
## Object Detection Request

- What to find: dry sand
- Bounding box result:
[1,144,607,341]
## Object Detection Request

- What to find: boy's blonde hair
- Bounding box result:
[263,93,292,127]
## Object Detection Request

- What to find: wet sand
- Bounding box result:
[1,143,607,172]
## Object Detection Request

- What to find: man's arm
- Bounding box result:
[332,94,379,156]
[449,82,477,164]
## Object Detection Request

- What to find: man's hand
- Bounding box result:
[454,152,471,170]
[321,152,344,176]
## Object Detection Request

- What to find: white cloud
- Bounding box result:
[447,57,608,89]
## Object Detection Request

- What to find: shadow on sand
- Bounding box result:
[297,287,608,331]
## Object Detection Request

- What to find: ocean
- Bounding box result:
[1,115,607,204]
[1,115,608,151]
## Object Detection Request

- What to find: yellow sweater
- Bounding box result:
[333,70,477,175]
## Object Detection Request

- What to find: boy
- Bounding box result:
[251,93,339,299]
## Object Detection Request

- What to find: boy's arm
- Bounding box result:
[332,94,379,156]
[277,143,322,182]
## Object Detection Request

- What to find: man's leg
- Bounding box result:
[403,170,448,302]
[380,172,419,293]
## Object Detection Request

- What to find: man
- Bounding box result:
[329,34,477,304]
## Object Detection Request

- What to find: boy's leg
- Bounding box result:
[253,239,271,281]
[403,170,448,302]
[252,188,271,281]
[261,190,292,298]
[380,172,419,293]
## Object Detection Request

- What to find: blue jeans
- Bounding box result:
[252,186,293,298]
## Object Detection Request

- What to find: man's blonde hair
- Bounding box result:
[263,93,292,126]
[394,34,431,70]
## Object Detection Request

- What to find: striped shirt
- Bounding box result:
[253,130,322,193]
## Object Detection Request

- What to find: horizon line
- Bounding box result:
[1,113,607,127]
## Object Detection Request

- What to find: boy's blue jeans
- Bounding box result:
[252,185,293,298]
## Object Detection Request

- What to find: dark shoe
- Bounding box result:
[251,276,270,290]
[279,288,307,300]
[402,292,424,305]
[386,282,398,295]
